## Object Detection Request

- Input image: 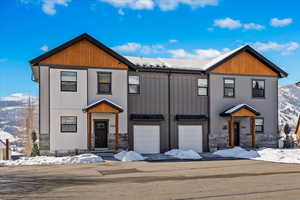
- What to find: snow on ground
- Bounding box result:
[213,147,300,164]
[0,154,104,166]
[213,147,259,159]
[114,151,144,161]
[165,149,202,160]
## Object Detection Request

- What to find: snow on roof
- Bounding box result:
[84,98,123,111]
[223,103,258,115]
[125,45,247,71]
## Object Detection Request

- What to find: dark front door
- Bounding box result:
[234,122,240,146]
[94,120,108,148]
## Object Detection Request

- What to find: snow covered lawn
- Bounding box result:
[114,151,144,161]
[213,147,300,164]
[0,154,104,166]
[165,149,202,160]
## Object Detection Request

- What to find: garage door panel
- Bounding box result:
[178,125,203,152]
[134,125,160,154]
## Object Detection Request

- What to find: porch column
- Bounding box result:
[115,113,119,151]
[251,117,256,148]
[87,112,92,151]
[228,116,234,147]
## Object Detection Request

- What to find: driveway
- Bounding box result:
[1,160,300,200]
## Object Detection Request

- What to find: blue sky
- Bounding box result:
[0,0,299,97]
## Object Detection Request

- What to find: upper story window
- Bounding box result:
[61,71,77,92]
[97,72,112,94]
[197,78,208,96]
[255,118,264,133]
[224,78,235,97]
[129,75,140,94]
[252,80,265,98]
[61,116,77,133]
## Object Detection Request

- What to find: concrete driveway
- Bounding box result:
[1,160,300,200]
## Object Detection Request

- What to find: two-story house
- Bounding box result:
[30,33,287,154]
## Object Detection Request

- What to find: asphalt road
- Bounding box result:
[1,160,300,200]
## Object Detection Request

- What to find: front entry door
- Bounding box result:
[234,122,240,146]
[94,120,108,148]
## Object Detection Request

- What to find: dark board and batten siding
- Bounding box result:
[128,71,209,152]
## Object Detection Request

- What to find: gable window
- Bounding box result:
[61,71,77,92]
[255,118,264,132]
[198,78,208,96]
[129,75,140,94]
[97,72,112,94]
[224,78,235,97]
[61,116,77,133]
[252,80,265,98]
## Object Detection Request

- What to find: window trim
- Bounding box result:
[60,71,77,92]
[60,116,77,133]
[197,78,208,96]
[255,117,264,133]
[223,78,235,98]
[128,75,140,94]
[97,72,112,95]
[252,79,265,98]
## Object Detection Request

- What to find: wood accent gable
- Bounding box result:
[231,108,257,117]
[296,116,300,139]
[40,39,128,69]
[211,51,278,77]
[87,103,119,113]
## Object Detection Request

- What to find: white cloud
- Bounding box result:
[113,42,164,54]
[169,39,178,43]
[99,0,154,10]
[40,45,49,52]
[118,9,125,15]
[19,0,72,15]
[253,41,299,55]
[243,23,264,30]
[156,0,218,11]
[214,18,242,29]
[270,18,292,27]
[214,18,264,31]
[99,0,218,11]
[168,48,227,59]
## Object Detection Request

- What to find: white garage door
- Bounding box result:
[178,125,203,152]
[134,125,160,154]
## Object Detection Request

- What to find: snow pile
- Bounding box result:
[114,151,144,161]
[0,129,17,143]
[213,147,260,159]
[254,148,300,164]
[165,149,202,160]
[0,154,104,166]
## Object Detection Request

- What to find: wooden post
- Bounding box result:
[115,113,119,151]
[87,113,92,151]
[5,139,9,160]
[251,117,256,148]
[228,117,234,147]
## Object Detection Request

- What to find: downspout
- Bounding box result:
[168,71,171,150]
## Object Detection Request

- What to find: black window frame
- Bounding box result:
[60,71,77,92]
[97,72,112,95]
[223,78,235,98]
[60,116,77,133]
[197,78,208,96]
[128,75,140,94]
[255,117,264,133]
[252,79,265,98]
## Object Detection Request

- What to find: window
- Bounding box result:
[255,118,264,132]
[129,75,140,94]
[97,72,112,94]
[252,80,265,98]
[61,71,77,92]
[224,78,235,97]
[61,116,77,133]
[197,78,208,96]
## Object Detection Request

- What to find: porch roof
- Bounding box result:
[220,104,260,117]
[83,98,123,113]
